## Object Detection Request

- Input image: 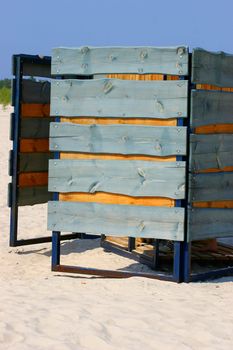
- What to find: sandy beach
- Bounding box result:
[0,105,233,350]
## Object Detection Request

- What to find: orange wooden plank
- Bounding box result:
[19,172,48,187]
[196,84,233,92]
[193,201,233,208]
[198,166,233,173]
[107,74,163,80]
[195,124,233,134]
[59,192,175,207]
[60,153,176,162]
[20,139,49,153]
[60,117,177,126]
[21,103,50,117]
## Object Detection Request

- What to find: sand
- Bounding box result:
[0,105,232,350]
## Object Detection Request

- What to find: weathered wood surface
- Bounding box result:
[21,104,50,117]
[19,153,51,172]
[191,90,233,127]
[192,48,233,87]
[20,118,51,138]
[51,79,188,118]
[22,80,50,103]
[188,208,233,240]
[18,186,52,206]
[189,172,233,202]
[59,192,175,207]
[52,46,189,75]
[50,123,187,156]
[49,160,186,199]
[19,172,48,187]
[190,134,233,172]
[22,62,51,78]
[20,139,49,153]
[48,201,185,240]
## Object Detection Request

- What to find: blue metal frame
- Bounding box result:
[9,54,87,247]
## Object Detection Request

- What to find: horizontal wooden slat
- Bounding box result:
[107,74,164,80]
[49,160,185,199]
[22,80,50,103]
[193,201,233,208]
[188,208,233,241]
[60,153,176,161]
[22,61,51,78]
[20,118,51,138]
[19,153,50,172]
[194,125,233,134]
[59,192,174,207]
[52,46,189,76]
[60,117,177,126]
[191,90,233,127]
[192,48,233,87]
[190,134,233,172]
[50,79,188,119]
[190,172,233,202]
[50,123,186,156]
[20,139,49,153]
[18,186,52,206]
[196,84,233,92]
[48,201,185,240]
[19,172,48,187]
[21,103,50,117]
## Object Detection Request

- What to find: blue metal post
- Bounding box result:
[9,56,21,246]
[52,231,61,268]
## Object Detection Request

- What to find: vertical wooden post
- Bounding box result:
[52,231,61,268]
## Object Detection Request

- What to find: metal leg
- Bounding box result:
[128,237,136,252]
[183,242,191,282]
[173,241,183,283]
[52,231,61,269]
[152,239,160,270]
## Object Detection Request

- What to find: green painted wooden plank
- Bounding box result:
[52,46,189,76]
[48,201,185,240]
[50,123,187,156]
[188,208,233,241]
[19,153,51,172]
[190,134,233,172]
[51,79,188,118]
[22,79,50,103]
[18,186,52,206]
[20,118,51,138]
[192,48,233,87]
[191,90,233,127]
[189,172,233,202]
[48,159,186,199]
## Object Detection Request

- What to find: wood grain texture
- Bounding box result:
[60,117,177,126]
[195,125,233,134]
[107,73,164,80]
[60,153,176,161]
[19,172,48,187]
[20,139,49,153]
[50,79,188,119]
[22,80,50,103]
[19,153,51,172]
[190,134,233,172]
[192,48,233,87]
[191,90,233,127]
[193,201,233,208]
[22,62,51,78]
[59,192,174,207]
[52,46,189,75]
[20,118,51,138]
[196,84,233,92]
[50,123,187,156]
[189,172,233,202]
[48,160,185,199]
[18,186,52,206]
[21,103,50,117]
[188,208,233,241]
[48,201,185,240]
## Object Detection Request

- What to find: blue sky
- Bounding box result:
[1,0,233,78]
